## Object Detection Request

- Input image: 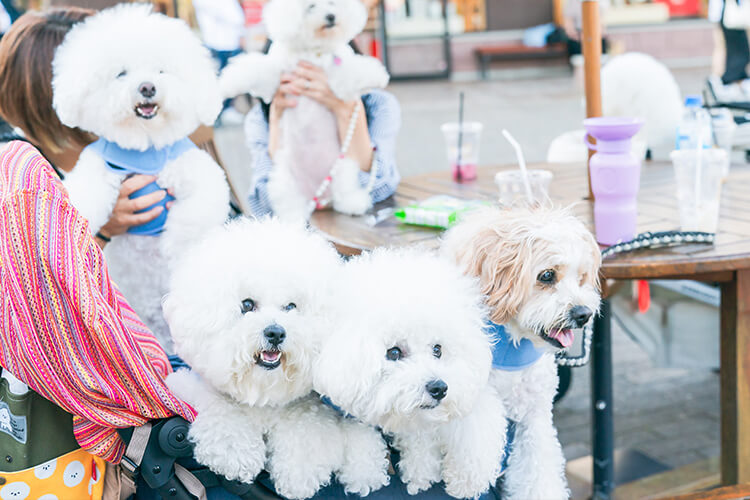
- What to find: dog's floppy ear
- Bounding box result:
[443,208,532,325]
[313,326,382,418]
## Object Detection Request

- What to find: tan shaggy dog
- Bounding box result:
[442,205,601,500]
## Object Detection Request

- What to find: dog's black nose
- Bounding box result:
[569,306,593,327]
[325,13,336,24]
[263,324,286,347]
[138,81,156,98]
[425,379,448,401]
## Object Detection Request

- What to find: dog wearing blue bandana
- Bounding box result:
[51,4,230,351]
[315,249,508,499]
[443,206,601,500]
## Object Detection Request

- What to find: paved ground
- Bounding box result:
[214,65,721,483]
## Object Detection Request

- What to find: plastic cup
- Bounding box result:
[670,149,727,233]
[710,108,735,178]
[494,169,553,206]
[441,122,483,182]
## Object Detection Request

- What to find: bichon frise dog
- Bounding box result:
[442,206,602,500]
[315,248,508,499]
[164,219,390,499]
[220,0,390,220]
[52,4,230,350]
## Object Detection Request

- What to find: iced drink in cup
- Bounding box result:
[441,122,482,181]
[670,148,727,233]
[494,169,553,206]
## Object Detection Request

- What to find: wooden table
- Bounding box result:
[311,162,750,498]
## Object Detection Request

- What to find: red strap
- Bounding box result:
[637,280,650,314]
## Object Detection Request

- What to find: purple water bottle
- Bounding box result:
[584,117,644,246]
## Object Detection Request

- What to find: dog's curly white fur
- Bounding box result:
[164,219,390,499]
[51,4,230,350]
[442,206,602,500]
[220,0,389,220]
[315,249,507,499]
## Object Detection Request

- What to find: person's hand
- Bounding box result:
[98,175,172,239]
[269,72,302,123]
[292,61,354,120]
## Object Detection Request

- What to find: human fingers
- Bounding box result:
[120,175,158,197]
[126,189,167,212]
[125,205,164,226]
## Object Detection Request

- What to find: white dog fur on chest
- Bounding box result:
[52,4,230,350]
[220,0,389,221]
[164,219,390,499]
[315,248,507,499]
[442,206,602,500]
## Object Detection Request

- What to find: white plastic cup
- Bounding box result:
[711,109,735,178]
[494,169,553,206]
[441,122,483,181]
[670,149,727,233]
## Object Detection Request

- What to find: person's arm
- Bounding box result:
[356,91,402,203]
[0,144,195,462]
[245,104,276,217]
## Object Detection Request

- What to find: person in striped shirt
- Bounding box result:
[244,58,401,217]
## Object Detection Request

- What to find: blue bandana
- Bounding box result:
[487,321,543,371]
[85,138,195,235]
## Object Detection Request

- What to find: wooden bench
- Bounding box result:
[474,42,568,79]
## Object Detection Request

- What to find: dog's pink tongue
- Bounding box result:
[549,328,574,348]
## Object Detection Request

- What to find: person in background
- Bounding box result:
[708,0,750,102]
[244,55,401,217]
[193,0,247,125]
[560,0,609,58]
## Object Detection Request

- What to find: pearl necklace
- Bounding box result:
[306,102,379,217]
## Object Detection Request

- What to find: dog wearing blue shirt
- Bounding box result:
[51,4,230,350]
[442,205,601,500]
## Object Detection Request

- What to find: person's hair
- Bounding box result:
[0,8,95,155]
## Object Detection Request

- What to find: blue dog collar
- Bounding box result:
[88,137,196,175]
[487,322,543,371]
[85,138,194,235]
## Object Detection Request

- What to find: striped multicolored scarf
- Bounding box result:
[0,141,196,463]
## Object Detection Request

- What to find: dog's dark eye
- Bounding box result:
[159,69,164,74]
[432,344,442,359]
[386,347,403,361]
[307,3,315,10]
[283,302,296,311]
[117,69,127,78]
[240,298,256,314]
[537,269,556,284]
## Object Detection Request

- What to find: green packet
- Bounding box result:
[393,195,491,229]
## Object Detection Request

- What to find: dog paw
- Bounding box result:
[274,478,328,500]
[192,439,264,485]
[339,468,390,497]
[333,190,372,216]
[405,478,435,496]
[443,478,490,499]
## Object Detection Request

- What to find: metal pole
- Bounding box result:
[581,0,602,200]
[591,299,615,499]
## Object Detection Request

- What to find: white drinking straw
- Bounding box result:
[502,129,534,203]
[695,132,703,208]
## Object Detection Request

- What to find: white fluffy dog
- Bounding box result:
[52,4,230,350]
[315,249,507,499]
[442,206,602,500]
[164,219,390,499]
[602,52,683,160]
[220,0,390,220]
